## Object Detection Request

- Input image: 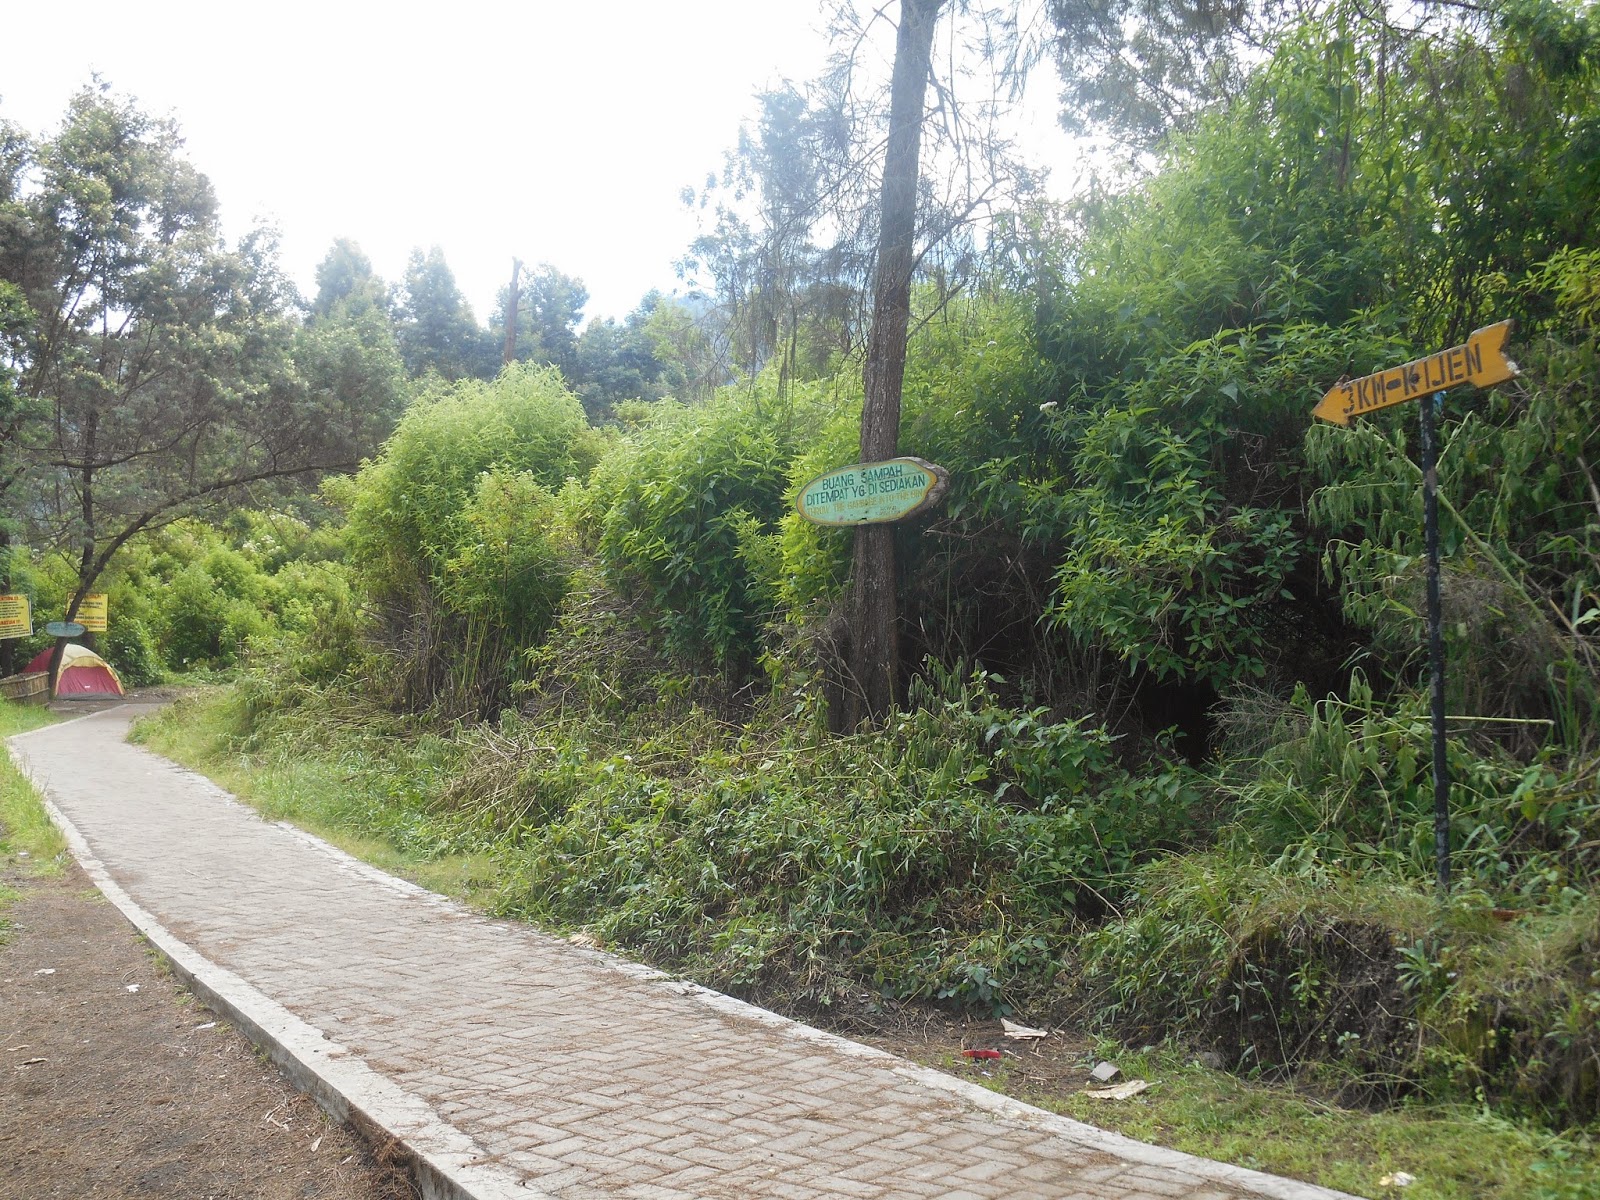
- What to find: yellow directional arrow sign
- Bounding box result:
[1313,320,1518,426]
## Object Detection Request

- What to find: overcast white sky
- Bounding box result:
[2,1,1078,323]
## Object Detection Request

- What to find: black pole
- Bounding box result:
[1421,390,1450,893]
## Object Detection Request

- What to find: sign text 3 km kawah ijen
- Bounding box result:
[1312,320,1517,426]
[796,457,950,526]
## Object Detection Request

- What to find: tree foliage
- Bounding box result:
[493,262,587,378]
[310,238,391,320]
[681,83,871,391]
[396,245,496,380]
[300,240,409,447]
[0,84,394,611]
[680,1,1042,408]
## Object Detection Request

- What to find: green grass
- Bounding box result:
[906,1039,1600,1199]
[1027,1045,1598,1200]
[0,699,65,945]
[0,698,63,863]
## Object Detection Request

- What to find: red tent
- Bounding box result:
[24,643,125,698]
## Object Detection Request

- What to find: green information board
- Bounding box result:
[795,457,949,526]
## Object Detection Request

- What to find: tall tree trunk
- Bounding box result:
[502,258,522,367]
[51,409,98,694]
[0,528,13,677]
[847,0,944,728]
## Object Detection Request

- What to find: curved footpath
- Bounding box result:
[9,706,1356,1200]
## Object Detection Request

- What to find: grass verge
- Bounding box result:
[1033,1046,1595,1200]
[0,699,63,863]
[137,684,1600,1200]
[0,698,64,945]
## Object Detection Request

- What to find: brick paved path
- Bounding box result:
[10,707,1352,1200]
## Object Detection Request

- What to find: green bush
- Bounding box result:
[246,558,363,689]
[340,363,593,716]
[1078,854,1431,1081]
[1079,849,1600,1121]
[478,660,1201,1011]
[158,560,271,669]
[101,616,164,686]
[111,524,280,672]
[1215,673,1600,904]
[589,387,809,671]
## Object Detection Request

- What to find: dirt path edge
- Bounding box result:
[7,719,538,1200]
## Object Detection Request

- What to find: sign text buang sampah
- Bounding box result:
[806,462,922,506]
[795,457,950,526]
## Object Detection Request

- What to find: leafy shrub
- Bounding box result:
[589,388,808,671]
[101,616,164,686]
[474,659,1202,1012]
[158,560,271,669]
[111,524,278,671]
[248,558,364,688]
[340,363,593,715]
[1044,403,1305,688]
[1078,854,1430,1087]
[1216,673,1600,903]
[1080,850,1600,1120]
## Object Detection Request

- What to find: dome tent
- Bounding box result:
[24,643,125,698]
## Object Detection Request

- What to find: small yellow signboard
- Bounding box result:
[67,593,109,633]
[0,594,32,640]
[1312,320,1518,426]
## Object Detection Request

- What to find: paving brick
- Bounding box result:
[954,1157,1019,1183]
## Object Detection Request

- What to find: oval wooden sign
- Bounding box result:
[795,457,950,526]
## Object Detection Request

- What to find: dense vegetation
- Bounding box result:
[10,1,1600,1190]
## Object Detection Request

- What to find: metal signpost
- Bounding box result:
[795,457,950,527]
[1314,321,1519,892]
[1311,321,1517,427]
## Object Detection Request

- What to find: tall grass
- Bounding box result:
[0,700,63,862]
